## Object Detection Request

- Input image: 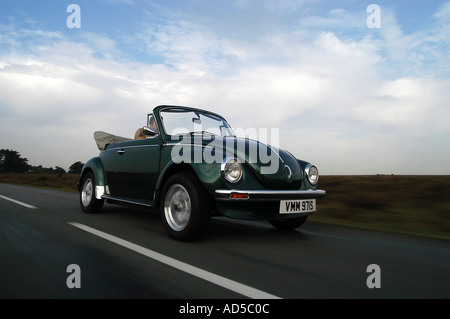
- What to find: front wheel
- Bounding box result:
[268,216,308,230]
[160,173,211,241]
[79,172,104,213]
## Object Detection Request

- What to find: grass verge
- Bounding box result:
[310,175,450,240]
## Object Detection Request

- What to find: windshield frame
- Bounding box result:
[156,106,235,140]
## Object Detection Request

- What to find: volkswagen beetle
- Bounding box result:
[78,105,326,241]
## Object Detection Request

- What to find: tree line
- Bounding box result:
[0,149,84,174]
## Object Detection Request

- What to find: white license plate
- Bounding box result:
[279,199,316,214]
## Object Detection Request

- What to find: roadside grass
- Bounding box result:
[0,173,449,240]
[310,175,450,240]
[0,173,79,192]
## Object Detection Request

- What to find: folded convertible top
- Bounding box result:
[94,131,132,151]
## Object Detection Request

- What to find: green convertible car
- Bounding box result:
[78,105,326,241]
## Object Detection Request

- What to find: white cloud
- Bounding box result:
[299,7,364,30]
[434,1,450,23]
[355,77,450,132]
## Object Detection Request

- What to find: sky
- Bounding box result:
[0,0,449,175]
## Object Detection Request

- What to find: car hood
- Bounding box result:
[200,135,303,189]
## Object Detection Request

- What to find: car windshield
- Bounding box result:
[160,109,235,137]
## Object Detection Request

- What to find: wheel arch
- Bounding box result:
[78,157,106,194]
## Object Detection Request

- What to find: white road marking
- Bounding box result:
[68,222,281,299]
[0,195,37,209]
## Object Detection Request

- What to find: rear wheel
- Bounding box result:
[160,173,211,241]
[79,172,104,213]
[268,216,308,230]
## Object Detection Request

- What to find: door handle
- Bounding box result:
[117,149,125,155]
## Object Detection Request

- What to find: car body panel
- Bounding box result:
[101,137,161,200]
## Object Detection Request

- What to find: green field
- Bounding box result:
[1,173,449,240]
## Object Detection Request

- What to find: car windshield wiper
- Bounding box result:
[190,131,216,136]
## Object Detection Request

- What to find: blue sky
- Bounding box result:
[0,0,449,174]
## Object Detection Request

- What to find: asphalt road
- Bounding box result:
[0,182,449,300]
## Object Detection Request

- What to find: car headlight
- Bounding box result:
[221,158,243,183]
[305,164,319,185]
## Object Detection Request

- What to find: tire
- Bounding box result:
[160,173,211,241]
[79,172,104,213]
[268,216,308,230]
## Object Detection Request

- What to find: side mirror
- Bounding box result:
[142,126,158,137]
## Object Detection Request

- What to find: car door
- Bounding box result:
[101,137,161,202]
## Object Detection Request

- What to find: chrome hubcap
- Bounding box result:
[164,184,191,231]
[81,178,93,207]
